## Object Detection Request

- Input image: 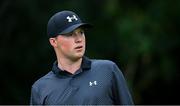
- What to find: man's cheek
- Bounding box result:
[63,43,72,51]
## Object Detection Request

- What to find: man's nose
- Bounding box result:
[74,32,83,43]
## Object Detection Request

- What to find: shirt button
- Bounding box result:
[72,76,75,78]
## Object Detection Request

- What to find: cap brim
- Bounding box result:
[59,23,92,35]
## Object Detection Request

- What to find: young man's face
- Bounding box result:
[53,28,86,61]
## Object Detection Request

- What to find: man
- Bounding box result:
[30,10,134,105]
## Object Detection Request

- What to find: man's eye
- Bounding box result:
[63,32,73,36]
[67,33,73,36]
[80,30,84,34]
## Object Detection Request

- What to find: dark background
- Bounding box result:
[0,0,180,104]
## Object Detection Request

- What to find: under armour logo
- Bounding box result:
[89,81,97,86]
[66,15,78,22]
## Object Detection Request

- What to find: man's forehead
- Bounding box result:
[73,27,84,32]
[57,27,84,37]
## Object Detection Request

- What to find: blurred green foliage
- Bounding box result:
[0,0,180,104]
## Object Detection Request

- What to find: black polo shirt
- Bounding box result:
[30,57,133,105]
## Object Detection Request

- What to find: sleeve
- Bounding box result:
[112,63,134,105]
[30,86,42,105]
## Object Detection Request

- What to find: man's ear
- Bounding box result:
[49,38,57,47]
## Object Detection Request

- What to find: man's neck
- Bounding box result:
[57,57,82,74]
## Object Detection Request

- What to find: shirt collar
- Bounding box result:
[52,56,91,76]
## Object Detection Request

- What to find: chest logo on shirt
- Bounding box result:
[89,81,97,86]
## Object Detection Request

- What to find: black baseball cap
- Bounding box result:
[47,10,92,38]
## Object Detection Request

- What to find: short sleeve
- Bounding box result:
[30,86,42,105]
[111,63,134,105]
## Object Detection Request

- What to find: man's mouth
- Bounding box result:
[75,46,83,50]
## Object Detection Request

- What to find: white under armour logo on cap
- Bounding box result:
[66,15,78,22]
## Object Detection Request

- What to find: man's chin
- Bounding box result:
[75,54,83,59]
[70,54,84,61]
